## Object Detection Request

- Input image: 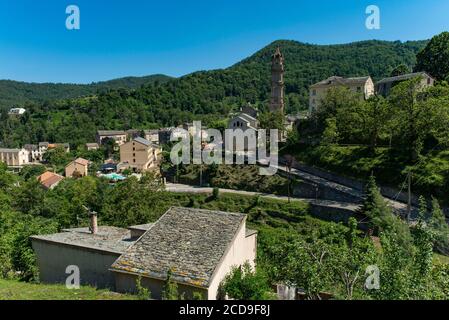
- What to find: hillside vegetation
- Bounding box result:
[0,74,172,111]
[0,39,427,147]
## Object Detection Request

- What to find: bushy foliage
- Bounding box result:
[221,262,275,300]
[415,32,449,80]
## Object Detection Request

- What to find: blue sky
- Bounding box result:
[0,0,448,83]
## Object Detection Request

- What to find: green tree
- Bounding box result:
[428,197,449,254]
[162,269,180,300]
[390,64,410,77]
[359,176,413,252]
[415,31,449,80]
[321,118,339,146]
[221,262,274,300]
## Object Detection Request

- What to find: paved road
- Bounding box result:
[272,163,413,216]
[165,183,361,212]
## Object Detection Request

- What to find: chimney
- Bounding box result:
[89,211,98,234]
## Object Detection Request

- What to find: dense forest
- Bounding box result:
[0,39,427,148]
[0,74,172,111]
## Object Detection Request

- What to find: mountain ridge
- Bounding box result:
[0,38,430,147]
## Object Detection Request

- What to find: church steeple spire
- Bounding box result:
[270,46,285,113]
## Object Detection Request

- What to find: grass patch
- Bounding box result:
[0,279,136,300]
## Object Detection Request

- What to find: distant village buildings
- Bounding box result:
[309,72,436,115]
[65,158,90,178]
[85,143,99,151]
[96,130,127,146]
[0,148,29,167]
[8,108,26,116]
[37,171,64,190]
[119,137,161,173]
[375,71,435,97]
[31,207,257,300]
[309,76,375,114]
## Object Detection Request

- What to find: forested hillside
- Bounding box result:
[0,74,172,110]
[0,39,427,147]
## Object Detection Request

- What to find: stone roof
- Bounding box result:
[30,226,134,255]
[310,76,371,89]
[97,130,126,136]
[128,223,154,232]
[376,72,433,85]
[111,207,246,288]
[24,144,38,151]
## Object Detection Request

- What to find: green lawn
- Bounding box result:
[0,279,136,300]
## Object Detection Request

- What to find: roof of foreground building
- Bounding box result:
[110,207,247,288]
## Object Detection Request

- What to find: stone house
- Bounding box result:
[86,143,99,151]
[96,130,127,146]
[144,130,160,144]
[375,72,435,97]
[65,158,90,177]
[30,207,258,299]
[309,76,375,114]
[111,207,257,300]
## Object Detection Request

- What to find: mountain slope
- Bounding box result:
[0,39,428,147]
[0,74,172,110]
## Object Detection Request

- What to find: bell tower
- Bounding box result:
[270,47,285,113]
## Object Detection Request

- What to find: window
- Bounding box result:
[357,86,362,92]
[312,89,316,96]
[133,153,136,157]
[427,78,431,85]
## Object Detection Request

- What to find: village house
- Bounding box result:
[119,137,161,173]
[39,142,70,155]
[65,158,90,178]
[30,207,257,299]
[37,171,64,190]
[0,148,30,167]
[8,107,26,116]
[144,130,160,144]
[24,144,42,162]
[375,71,435,97]
[309,76,375,114]
[86,143,99,151]
[96,130,127,146]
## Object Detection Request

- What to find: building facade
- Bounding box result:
[96,130,127,146]
[309,76,375,114]
[375,72,435,97]
[0,148,30,166]
[65,158,89,177]
[119,137,161,173]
